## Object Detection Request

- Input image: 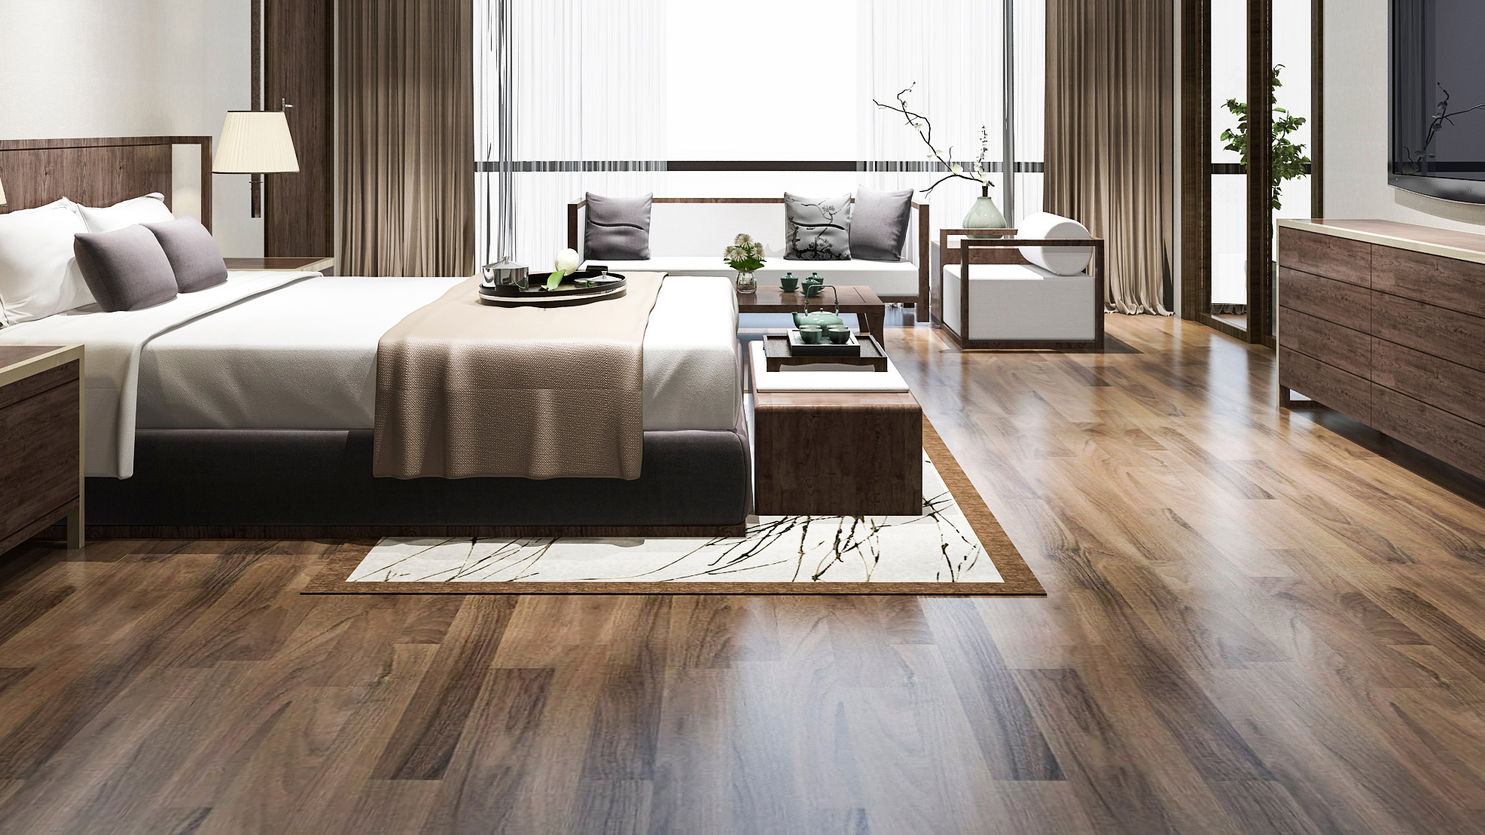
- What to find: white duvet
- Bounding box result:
[0,273,741,478]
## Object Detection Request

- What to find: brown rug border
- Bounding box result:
[303,419,1044,595]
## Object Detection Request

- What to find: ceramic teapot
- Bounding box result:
[792,284,844,329]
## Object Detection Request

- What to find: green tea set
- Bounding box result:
[780,272,844,332]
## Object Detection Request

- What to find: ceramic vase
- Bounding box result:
[963,195,1008,228]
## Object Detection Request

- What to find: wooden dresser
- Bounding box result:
[1277,220,1485,481]
[0,345,84,554]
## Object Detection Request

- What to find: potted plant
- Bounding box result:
[1220,65,1311,212]
[874,83,1004,228]
[724,233,766,295]
[1220,65,1311,308]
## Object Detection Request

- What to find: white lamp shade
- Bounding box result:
[213,111,300,174]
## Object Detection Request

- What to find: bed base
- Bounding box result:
[86,421,752,539]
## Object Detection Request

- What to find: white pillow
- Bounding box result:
[1017,212,1094,276]
[0,199,95,325]
[77,193,174,233]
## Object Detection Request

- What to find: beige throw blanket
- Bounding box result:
[373,272,664,480]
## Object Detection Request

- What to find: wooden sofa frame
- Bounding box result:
[567,196,931,309]
[936,231,1106,351]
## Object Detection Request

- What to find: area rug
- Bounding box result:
[305,423,1042,595]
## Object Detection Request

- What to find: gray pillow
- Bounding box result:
[849,188,913,261]
[73,226,178,312]
[144,218,228,292]
[584,193,652,260]
[784,192,852,260]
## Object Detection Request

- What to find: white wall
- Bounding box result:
[0,0,262,255]
[1324,0,1485,230]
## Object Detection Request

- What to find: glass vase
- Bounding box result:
[735,270,757,295]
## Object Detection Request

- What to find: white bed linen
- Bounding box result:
[137,273,741,431]
[0,270,319,478]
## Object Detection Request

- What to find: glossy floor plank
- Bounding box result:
[0,315,1483,833]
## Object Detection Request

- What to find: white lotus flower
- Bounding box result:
[555,248,581,272]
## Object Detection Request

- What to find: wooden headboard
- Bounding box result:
[0,136,213,231]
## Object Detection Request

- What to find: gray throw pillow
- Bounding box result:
[73,226,178,312]
[584,193,652,260]
[849,188,913,261]
[784,193,852,260]
[144,218,228,292]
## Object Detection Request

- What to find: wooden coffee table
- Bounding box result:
[749,347,922,516]
[737,284,886,337]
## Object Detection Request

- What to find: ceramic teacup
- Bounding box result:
[803,282,824,298]
[779,273,799,292]
[826,325,852,344]
[797,325,823,344]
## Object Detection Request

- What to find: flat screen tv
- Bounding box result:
[1390,0,1485,203]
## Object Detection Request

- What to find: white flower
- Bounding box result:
[555,248,581,272]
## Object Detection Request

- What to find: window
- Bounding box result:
[476,0,1047,266]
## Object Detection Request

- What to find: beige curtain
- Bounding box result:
[339,0,474,277]
[1045,0,1173,315]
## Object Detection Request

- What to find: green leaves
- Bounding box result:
[547,269,566,290]
[1219,65,1311,210]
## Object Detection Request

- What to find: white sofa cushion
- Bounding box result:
[942,262,1096,341]
[1016,211,1093,275]
[590,256,920,298]
[585,201,920,263]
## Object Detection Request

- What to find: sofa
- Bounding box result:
[567,197,931,308]
[931,212,1105,351]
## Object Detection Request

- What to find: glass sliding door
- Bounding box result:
[1209,0,1250,333]
[1181,0,1319,345]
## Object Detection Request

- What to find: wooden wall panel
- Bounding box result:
[0,137,212,230]
[264,0,334,258]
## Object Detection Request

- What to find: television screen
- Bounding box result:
[1390,0,1485,202]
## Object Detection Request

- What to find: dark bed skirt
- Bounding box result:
[86,418,752,537]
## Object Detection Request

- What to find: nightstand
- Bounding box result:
[0,346,85,554]
[225,256,335,276]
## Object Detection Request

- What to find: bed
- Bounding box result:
[0,137,751,536]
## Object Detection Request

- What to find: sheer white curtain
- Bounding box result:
[475,0,667,267]
[1014,0,1046,218]
[475,0,1047,261]
[857,0,1049,230]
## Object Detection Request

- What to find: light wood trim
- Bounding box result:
[69,350,84,549]
[224,256,335,273]
[0,345,82,388]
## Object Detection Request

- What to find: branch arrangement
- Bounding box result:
[872,83,993,197]
[1403,83,1485,175]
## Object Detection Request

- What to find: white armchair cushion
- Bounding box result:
[1017,211,1093,276]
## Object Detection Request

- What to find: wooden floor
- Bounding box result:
[2,315,1484,834]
